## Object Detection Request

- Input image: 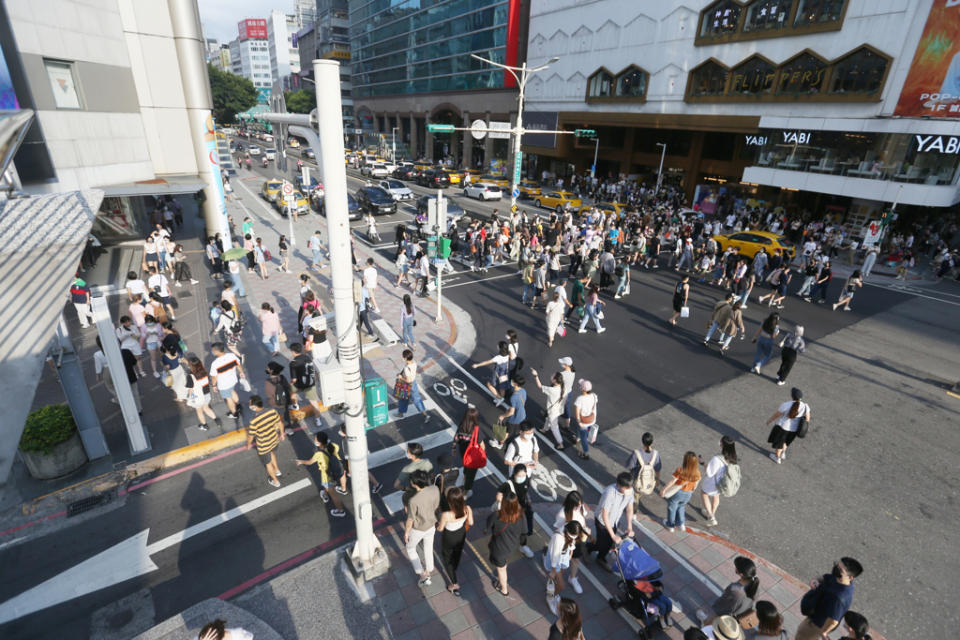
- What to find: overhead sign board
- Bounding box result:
[895,0,960,117]
[470,119,487,140]
[488,121,511,140]
[427,124,455,133]
[521,111,559,148]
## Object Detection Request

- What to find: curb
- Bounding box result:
[125,428,248,480]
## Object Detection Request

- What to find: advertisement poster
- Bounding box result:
[0,46,18,109]
[895,0,960,117]
[693,185,726,216]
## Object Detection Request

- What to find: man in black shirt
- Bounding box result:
[120,347,143,413]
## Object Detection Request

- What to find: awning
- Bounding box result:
[100,175,206,198]
[0,189,103,484]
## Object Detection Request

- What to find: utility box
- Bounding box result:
[316,360,345,407]
[364,377,389,429]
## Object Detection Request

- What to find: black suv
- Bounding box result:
[417,168,451,188]
[355,186,398,216]
[394,165,420,181]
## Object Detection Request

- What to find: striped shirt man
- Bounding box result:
[247,408,282,455]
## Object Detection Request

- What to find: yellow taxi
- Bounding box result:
[480,174,510,188]
[536,191,582,212]
[414,161,433,173]
[712,230,796,260]
[273,190,310,216]
[443,169,462,184]
[518,181,541,198]
[579,201,625,217]
[260,179,283,203]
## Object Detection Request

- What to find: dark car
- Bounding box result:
[315,192,361,220]
[393,165,420,181]
[356,186,398,216]
[417,168,451,188]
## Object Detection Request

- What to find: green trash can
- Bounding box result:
[364,377,389,429]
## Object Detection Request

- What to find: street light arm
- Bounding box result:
[470,53,520,85]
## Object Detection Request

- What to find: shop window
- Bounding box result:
[794,0,845,27]
[687,60,729,98]
[743,0,791,32]
[777,51,827,95]
[699,0,742,39]
[827,46,889,96]
[586,68,613,98]
[729,55,776,96]
[614,66,647,99]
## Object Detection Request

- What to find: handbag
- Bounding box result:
[394,368,412,400]
[556,325,566,337]
[795,416,809,439]
[239,378,251,393]
[680,306,690,318]
[588,423,599,444]
[186,386,204,408]
[462,426,488,469]
[662,484,681,499]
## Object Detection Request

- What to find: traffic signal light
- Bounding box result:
[575,129,596,138]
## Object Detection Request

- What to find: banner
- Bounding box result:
[895,0,960,117]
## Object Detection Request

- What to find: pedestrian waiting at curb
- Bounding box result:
[838,611,873,640]
[626,432,661,510]
[796,557,863,640]
[744,600,788,639]
[660,451,700,533]
[699,436,739,527]
[704,556,759,624]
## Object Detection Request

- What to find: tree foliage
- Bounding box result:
[19,405,76,454]
[284,89,316,114]
[208,64,258,124]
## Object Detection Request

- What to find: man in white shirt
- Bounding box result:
[210,342,247,422]
[591,472,635,570]
[147,266,176,320]
[362,258,379,311]
[503,422,539,473]
[125,271,148,303]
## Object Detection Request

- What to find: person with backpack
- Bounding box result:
[796,558,863,640]
[494,464,536,559]
[288,343,324,429]
[503,421,540,477]
[626,431,661,510]
[699,436,740,527]
[264,361,295,436]
[294,431,347,518]
[765,387,811,465]
[212,300,245,361]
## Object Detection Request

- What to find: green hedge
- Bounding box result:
[19,405,77,454]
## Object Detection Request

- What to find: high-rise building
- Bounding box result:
[300,0,353,136]
[267,10,301,91]
[230,19,272,89]
[349,0,528,166]
[522,0,960,218]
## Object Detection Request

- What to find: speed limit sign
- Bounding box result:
[282,182,294,196]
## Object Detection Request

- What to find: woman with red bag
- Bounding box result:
[453,407,486,498]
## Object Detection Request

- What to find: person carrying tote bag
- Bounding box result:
[453,407,486,496]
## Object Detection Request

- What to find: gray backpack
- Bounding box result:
[718,463,742,497]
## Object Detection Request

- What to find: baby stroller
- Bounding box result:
[608,540,672,639]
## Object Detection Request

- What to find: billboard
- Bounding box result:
[238,19,267,41]
[521,111,559,148]
[895,0,960,117]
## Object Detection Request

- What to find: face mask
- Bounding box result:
[515,474,527,483]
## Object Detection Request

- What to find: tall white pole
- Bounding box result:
[312,59,386,579]
[436,189,443,323]
[591,136,599,180]
[655,142,667,195]
[509,63,526,214]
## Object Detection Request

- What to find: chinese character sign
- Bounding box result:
[895,0,960,117]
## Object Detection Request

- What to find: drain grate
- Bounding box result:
[67,494,107,517]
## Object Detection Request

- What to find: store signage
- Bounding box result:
[914,134,960,153]
[744,135,768,146]
[238,19,268,41]
[781,131,812,145]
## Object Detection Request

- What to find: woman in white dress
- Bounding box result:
[699,435,738,527]
[545,290,565,347]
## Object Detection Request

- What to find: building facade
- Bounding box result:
[523,0,960,220]
[230,19,271,89]
[349,0,528,166]
[267,10,301,91]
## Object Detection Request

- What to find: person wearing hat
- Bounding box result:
[765,387,811,464]
[708,614,745,640]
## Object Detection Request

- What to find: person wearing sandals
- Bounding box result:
[485,492,526,596]
[436,486,473,597]
[766,387,811,464]
[552,491,591,595]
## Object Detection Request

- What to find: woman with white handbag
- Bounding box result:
[544,521,584,614]
[184,356,221,432]
[573,380,599,460]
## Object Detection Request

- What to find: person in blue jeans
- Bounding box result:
[751,312,780,374]
[491,375,526,449]
[659,451,701,533]
[400,294,416,350]
[396,349,430,422]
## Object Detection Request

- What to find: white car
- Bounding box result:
[304,148,315,158]
[379,179,414,201]
[364,163,390,178]
[247,146,261,156]
[463,182,502,201]
[264,149,276,161]
[263,134,274,143]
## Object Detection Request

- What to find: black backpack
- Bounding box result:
[226,310,244,334]
[289,355,315,389]
[800,583,824,617]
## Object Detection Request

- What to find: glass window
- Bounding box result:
[794,0,845,26]
[587,69,613,98]
[827,47,888,96]
[44,59,82,109]
[729,56,776,96]
[688,60,729,97]
[777,52,827,95]
[743,0,791,32]
[614,67,647,98]
[700,1,742,38]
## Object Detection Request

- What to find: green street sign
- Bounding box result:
[438,237,451,258]
[427,124,455,133]
[575,129,596,137]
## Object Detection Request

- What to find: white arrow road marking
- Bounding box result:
[0,424,455,624]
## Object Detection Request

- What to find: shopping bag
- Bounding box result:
[239,378,252,393]
[588,423,599,444]
[680,306,690,318]
[556,325,566,337]
[463,426,487,469]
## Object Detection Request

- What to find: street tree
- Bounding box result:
[208,64,257,124]
[284,89,316,114]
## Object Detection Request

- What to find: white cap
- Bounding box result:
[558,357,573,366]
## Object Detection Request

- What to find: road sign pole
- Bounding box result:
[509,62,527,214]
[436,189,444,323]
[591,136,599,180]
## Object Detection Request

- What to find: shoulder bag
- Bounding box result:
[462,425,487,469]
[393,368,412,400]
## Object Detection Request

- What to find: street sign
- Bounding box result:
[427,235,438,258]
[512,151,522,184]
[427,124,455,133]
[512,188,520,198]
[862,221,882,247]
[511,204,519,213]
[489,121,511,140]
[282,182,294,195]
[427,198,437,229]
[575,129,597,137]
[470,119,487,140]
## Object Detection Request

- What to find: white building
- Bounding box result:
[267,10,301,91]
[523,0,960,219]
[230,19,271,89]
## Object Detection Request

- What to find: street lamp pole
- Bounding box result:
[655,142,667,196]
[392,127,398,163]
[591,135,599,180]
[472,54,558,214]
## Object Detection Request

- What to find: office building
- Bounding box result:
[230,19,272,89]
[522,0,960,219]
[267,10,301,91]
[300,0,353,136]
[349,0,528,166]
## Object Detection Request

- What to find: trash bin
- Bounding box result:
[364,377,389,429]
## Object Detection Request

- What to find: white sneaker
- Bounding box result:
[153,371,161,378]
[190,279,199,284]
[315,417,323,428]
[769,453,781,464]
[597,327,606,334]
[175,281,182,287]
[488,439,503,449]
[569,577,583,594]
[578,328,587,334]
[520,545,534,558]
[679,524,687,532]
[548,595,559,615]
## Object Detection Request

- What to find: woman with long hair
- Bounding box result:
[766,387,811,464]
[548,597,584,640]
[452,407,483,496]
[699,435,738,527]
[837,611,872,640]
[659,451,701,533]
[485,492,526,596]
[551,491,591,595]
[710,556,760,622]
[544,521,584,613]
[184,356,220,431]
[833,269,863,312]
[400,294,416,350]
[436,486,473,597]
[751,312,781,375]
[744,600,787,639]
[577,283,605,334]
[139,314,164,378]
[171,244,199,286]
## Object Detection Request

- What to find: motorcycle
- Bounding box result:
[261,157,269,168]
[245,158,252,170]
